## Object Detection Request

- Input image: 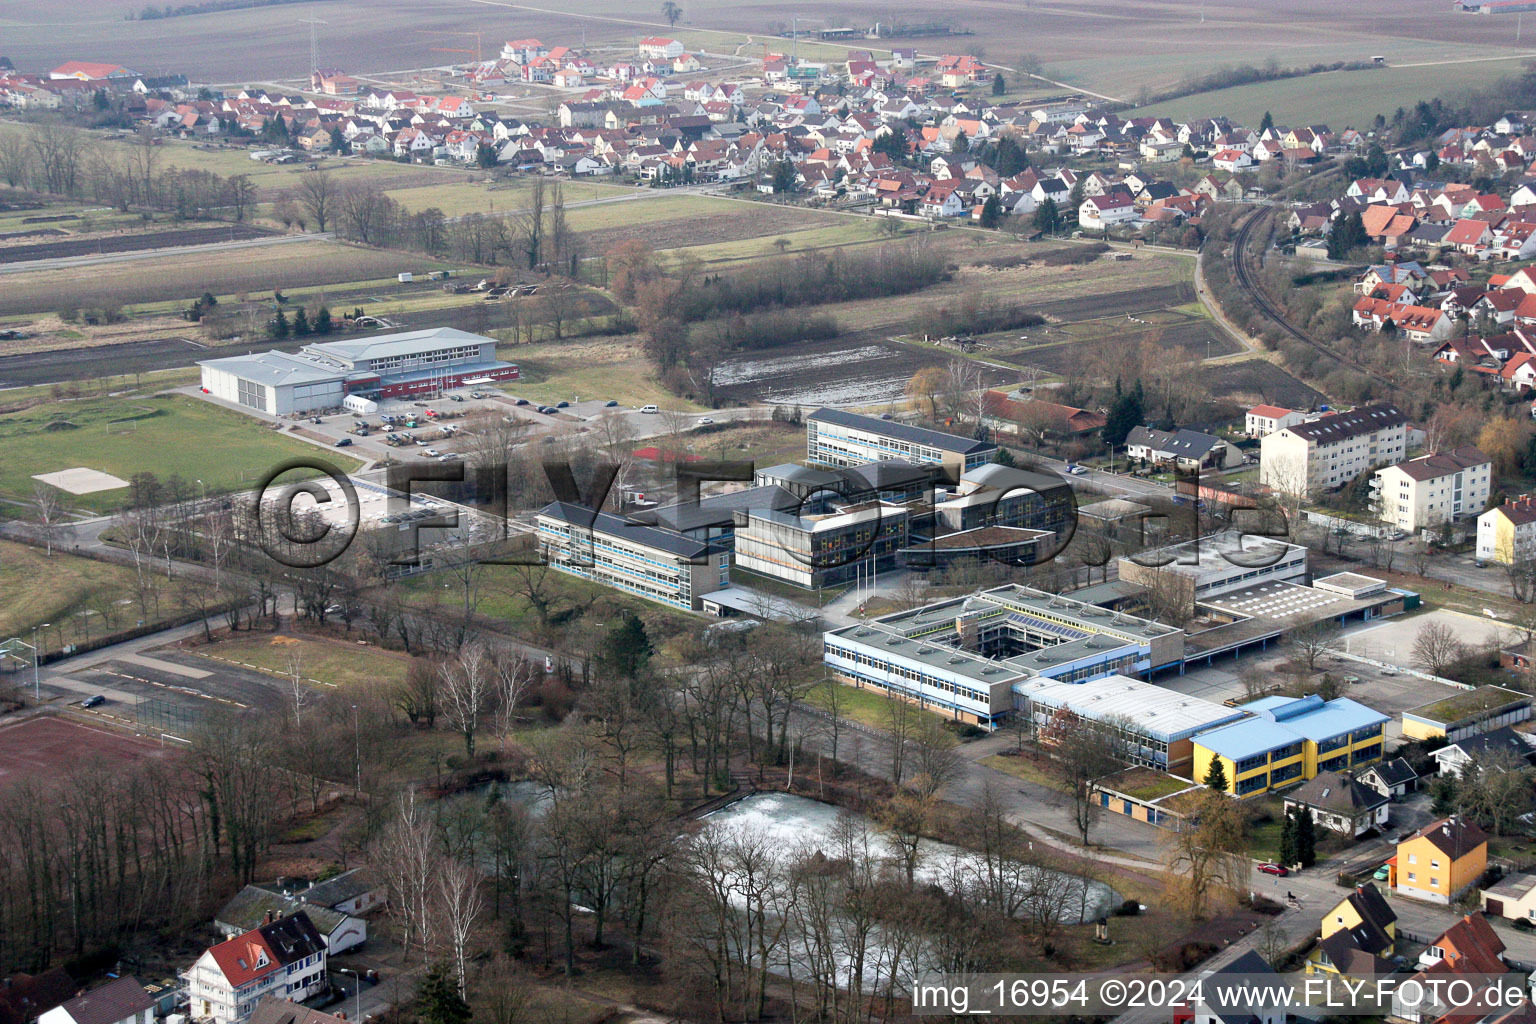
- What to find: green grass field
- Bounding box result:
[193,633,410,688]
[0,393,362,511]
[1133,57,1532,129]
[497,336,705,409]
[665,220,891,264]
[0,539,201,655]
[385,178,635,218]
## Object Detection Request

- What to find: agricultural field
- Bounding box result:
[0,223,273,264]
[384,178,636,218]
[0,392,363,512]
[588,203,870,262]
[0,240,460,317]
[1133,57,1532,130]
[192,633,410,690]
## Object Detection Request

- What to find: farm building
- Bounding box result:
[198,328,518,415]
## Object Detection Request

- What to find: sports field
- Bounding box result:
[0,393,362,511]
[0,716,166,786]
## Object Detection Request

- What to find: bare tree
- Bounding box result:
[32,481,64,556]
[660,405,693,440]
[1162,788,1247,918]
[492,653,535,750]
[1412,620,1466,677]
[285,650,312,727]
[294,168,336,232]
[1289,618,1342,672]
[1041,709,1131,845]
[440,643,495,759]
[373,788,437,957]
[435,857,485,997]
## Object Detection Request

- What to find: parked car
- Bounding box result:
[515,398,530,406]
[605,400,619,407]
[1373,864,1391,881]
[556,400,569,408]
[640,404,659,413]
[423,448,441,457]
[81,695,106,708]
[469,392,485,399]
[334,437,353,447]
[1257,863,1288,877]
[698,416,715,425]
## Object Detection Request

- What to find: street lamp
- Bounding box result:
[32,623,49,693]
[334,967,363,1023]
[351,704,361,798]
[1105,439,1116,475]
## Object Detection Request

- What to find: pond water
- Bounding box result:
[704,792,1116,925]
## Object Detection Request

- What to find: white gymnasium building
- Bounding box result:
[198,328,518,416]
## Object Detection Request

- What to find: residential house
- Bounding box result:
[1078,193,1137,230]
[1391,914,1508,1022]
[300,869,387,916]
[185,911,328,1024]
[1357,757,1420,800]
[1124,425,1229,469]
[215,886,365,956]
[1476,495,1536,565]
[1307,884,1397,978]
[1429,726,1536,778]
[1282,770,1389,837]
[1369,446,1491,533]
[1259,403,1409,494]
[38,981,154,1024]
[638,37,684,60]
[1390,817,1488,904]
[246,999,350,1024]
[1183,949,1289,1024]
[1245,404,1309,437]
[982,391,1106,439]
[1481,871,1536,923]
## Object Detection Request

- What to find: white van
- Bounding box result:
[640,404,659,413]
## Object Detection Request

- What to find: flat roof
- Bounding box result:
[1404,685,1530,726]
[1016,674,1246,742]
[1196,694,1388,759]
[1077,497,1151,521]
[808,407,997,455]
[827,622,1027,686]
[702,586,818,622]
[303,327,493,363]
[199,349,344,387]
[537,501,711,559]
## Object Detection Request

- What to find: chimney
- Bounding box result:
[263,910,274,925]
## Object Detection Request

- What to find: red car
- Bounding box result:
[1257,863,1288,877]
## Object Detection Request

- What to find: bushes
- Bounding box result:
[693,308,838,351]
[674,245,948,321]
[915,290,1045,338]
[1039,243,1109,266]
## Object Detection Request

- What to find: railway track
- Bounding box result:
[1228,206,1402,395]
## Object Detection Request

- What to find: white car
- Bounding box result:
[423,448,441,457]
[698,416,715,425]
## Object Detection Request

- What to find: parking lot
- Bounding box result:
[286,386,729,464]
[47,649,291,732]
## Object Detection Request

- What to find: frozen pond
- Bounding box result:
[705,792,1115,924]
